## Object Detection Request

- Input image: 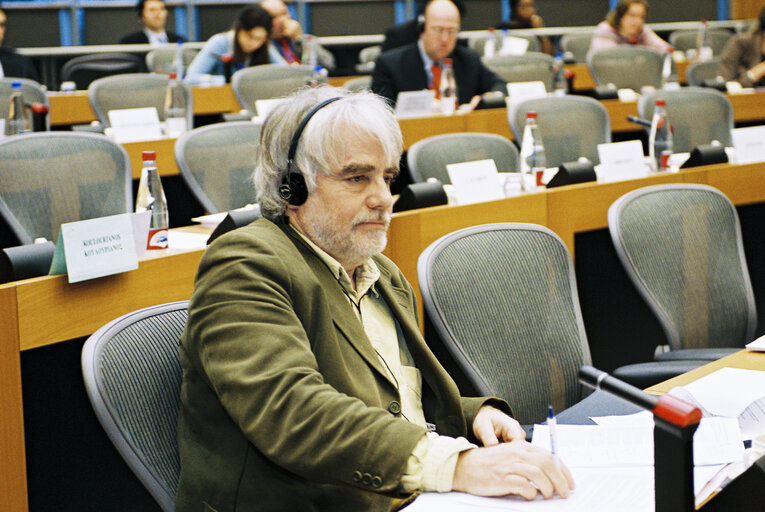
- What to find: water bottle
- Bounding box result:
[301,35,317,68]
[648,99,673,172]
[438,58,457,115]
[519,111,546,190]
[500,28,509,55]
[172,41,184,78]
[696,19,713,62]
[135,151,169,250]
[164,72,187,138]
[6,81,29,136]
[484,28,497,58]
[553,52,568,95]
[309,65,328,87]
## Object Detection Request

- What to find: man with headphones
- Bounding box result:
[176,86,573,511]
[118,0,183,45]
[372,0,505,109]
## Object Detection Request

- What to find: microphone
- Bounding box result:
[627,115,652,128]
[579,366,702,427]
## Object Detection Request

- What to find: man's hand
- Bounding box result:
[452,441,575,500]
[283,18,302,41]
[473,405,526,445]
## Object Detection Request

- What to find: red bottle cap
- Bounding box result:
[221,54,233,63]
[142,151,157,161]
[169,72,178,79]
[655,99,666,107]
[526,110,538,119]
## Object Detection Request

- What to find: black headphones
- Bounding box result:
[278,97,342,206]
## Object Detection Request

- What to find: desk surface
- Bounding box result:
[1,161,763,511]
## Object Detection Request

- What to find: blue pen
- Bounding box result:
[548,405,560,465]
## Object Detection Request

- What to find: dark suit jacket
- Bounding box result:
[118,30,183,45]
[0,48,39,82]
[177,216,510,511]
[371,42,506,107]
[381,19,421,52]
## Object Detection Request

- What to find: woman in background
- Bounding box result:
[718,5,765,87]
[590,0,672,53]
[186,5,272,83]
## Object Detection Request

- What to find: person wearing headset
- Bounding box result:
[260,0,335,71]
[371,0,505,109]
[589,0,672,53]
[118,0,183,45]
[176,85,574,511]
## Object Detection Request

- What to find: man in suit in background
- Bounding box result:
[371,0,505,109]
[380,0,466,52]
[0,7,39,81]
[118,0,183,45]
[260,0,335,71]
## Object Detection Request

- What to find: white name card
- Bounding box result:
[597,140,649,182]
[108,107,163,143]
[255,98,289,119]
[50,213,140,283]
[506,81,548,107]
[732,126,765,164]
[499,36,530,55]
[446,159,504,205]
[395,90,436,118]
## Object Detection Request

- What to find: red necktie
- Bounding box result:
[430,64,441,99]
[280,39,299,64]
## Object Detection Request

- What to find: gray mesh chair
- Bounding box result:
[609,184,757,361]
[355,45,381,73]
[175,121,261,213]
[669,28,733,56]
[0,77,49,130]
[686,58,723,86]
[483,52,555,91]
[145,46,200,74]
[231,64,316,115]
[88,73,193,129]
[61,53,144,90]
[81,300,188,512]
[560,31,594,62]
[508,95,610,166]
[418,223,592,425]
[469,32,542,55]
[587,46,667,91]
[407,132,519,184]
[638,87,733,152]
[0,132,132,244]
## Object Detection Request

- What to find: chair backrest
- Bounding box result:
[0,132,132,244]
[145,47,200,74]
[668,28,733,56]
[608,184,757,352]
[686,58,722,86]
[469,32,542,55]
[587,46,666,91]
[508,95,610,166]
[88,73,193,129]
[342,75,372,92]
[637,86,733,152]
[175,120,261,213]
[560,31,594,62]
[418,223,592,425]
[231,64,315,115]
[483,52,554,91]
[407,132,520,184]
[0,77,50,130]
[81,300,188,512]
[61,53,144,90]
[356,45,382,73]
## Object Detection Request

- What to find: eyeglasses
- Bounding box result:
[429,26,459,36]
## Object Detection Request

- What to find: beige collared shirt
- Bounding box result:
[291,227,473,492]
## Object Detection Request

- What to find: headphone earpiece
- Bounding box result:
[279,96,342,207]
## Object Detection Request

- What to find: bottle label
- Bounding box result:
[659,150,672,171]
[534,168,545,187]
[146,227,169,250]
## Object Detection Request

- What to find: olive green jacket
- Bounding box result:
[176,217,507,511]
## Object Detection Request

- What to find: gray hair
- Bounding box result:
[254,86,403,220]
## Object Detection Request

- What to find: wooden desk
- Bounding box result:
[645,350,765,395]
[382,162,765,313]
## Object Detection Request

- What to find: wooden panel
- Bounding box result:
[16,248,202,350]
[48,91,95,126]
[645,350,765,394]
[0,286,28,512]
[191,84,241,115]
[732,0,763,19]
[123,137,179,178]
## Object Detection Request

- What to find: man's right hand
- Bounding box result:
[451,441,574,500]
